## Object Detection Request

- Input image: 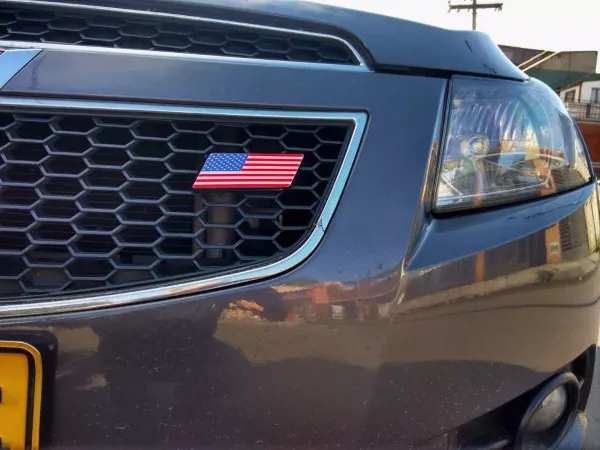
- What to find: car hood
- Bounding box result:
[114,0,528,79]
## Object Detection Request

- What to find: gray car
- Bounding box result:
[0,1,597,449]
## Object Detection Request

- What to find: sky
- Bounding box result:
[313,0,600,71]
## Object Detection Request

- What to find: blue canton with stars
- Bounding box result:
[201,153,248,172]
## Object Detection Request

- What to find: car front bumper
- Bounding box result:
[0,184,598,449]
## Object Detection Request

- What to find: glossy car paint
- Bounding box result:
[0,2,598,449]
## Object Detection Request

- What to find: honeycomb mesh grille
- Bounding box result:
[0,4,360,65]
[0,109,352,299]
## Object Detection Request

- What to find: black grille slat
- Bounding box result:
[0,5,359,65]
[0,111,351,299]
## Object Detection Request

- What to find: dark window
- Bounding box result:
[564,90,576,102]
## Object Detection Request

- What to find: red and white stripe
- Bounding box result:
[193,154,304,189]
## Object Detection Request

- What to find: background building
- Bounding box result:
[499,45,598,73]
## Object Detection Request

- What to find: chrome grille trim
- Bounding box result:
[0,0,369,71]
[0,49,40,88]
[0,97,367,317]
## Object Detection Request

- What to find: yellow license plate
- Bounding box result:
[0,341,42,450]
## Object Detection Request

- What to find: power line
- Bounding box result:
[448,0,503,31]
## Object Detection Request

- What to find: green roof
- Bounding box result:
[527,69,600,90]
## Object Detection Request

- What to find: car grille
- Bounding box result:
[0,4,360,65]
[0,109,352,299]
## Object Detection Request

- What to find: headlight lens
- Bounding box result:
[435,77,592,212]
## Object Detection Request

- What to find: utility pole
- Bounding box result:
[448,0,503,31]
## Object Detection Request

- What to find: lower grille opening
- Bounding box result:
[0,108,353,300]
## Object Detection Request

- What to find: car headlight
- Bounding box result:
[435,77,592,212]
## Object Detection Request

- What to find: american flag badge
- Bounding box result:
[193,153,304,189]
